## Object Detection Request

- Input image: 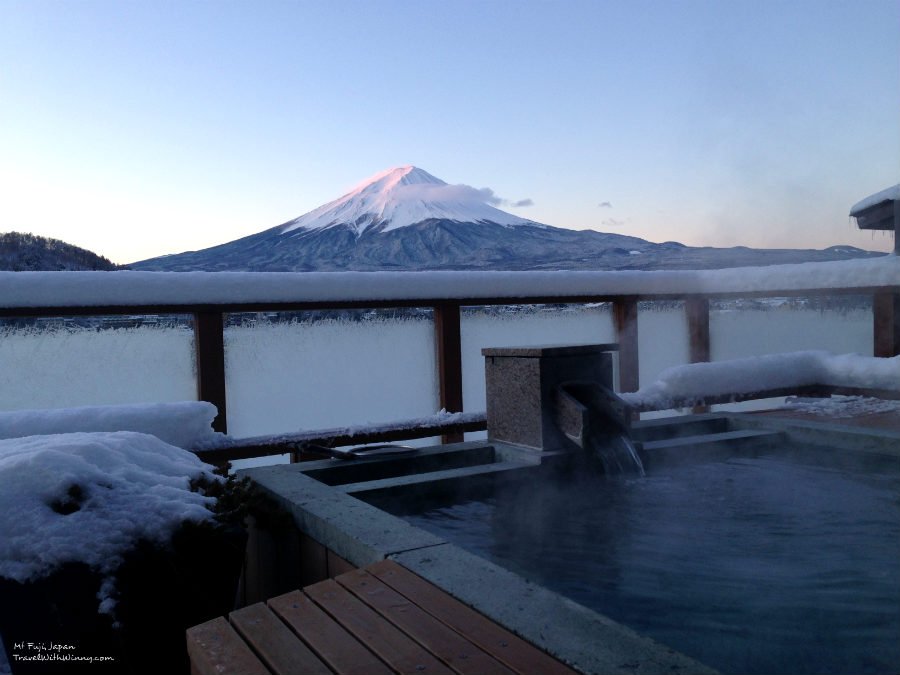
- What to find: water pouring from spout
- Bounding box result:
[556,381,645,476]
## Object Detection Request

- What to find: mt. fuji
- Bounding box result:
[282,166,537,235]
[132,166,879,272]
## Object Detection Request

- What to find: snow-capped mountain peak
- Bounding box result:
[281,165,537,236]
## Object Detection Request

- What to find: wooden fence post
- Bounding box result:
[685,297,711,413]
[434,303,464,443]
[193,311,228,434]
[873,291,900,358]
[613,298,640,393]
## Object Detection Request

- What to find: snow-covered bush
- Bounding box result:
[0,431,218,607]
[0,430,246,672]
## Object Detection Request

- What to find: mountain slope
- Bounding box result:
[132,166,883,272]
[0,232,118,271]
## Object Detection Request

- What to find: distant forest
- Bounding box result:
[0,232,119,271]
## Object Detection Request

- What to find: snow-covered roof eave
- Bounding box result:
[849,184,900,218]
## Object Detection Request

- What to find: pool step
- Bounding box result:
[631,414,732,443]
[639,428,786,469]
[338,460,537,499]
[302,442,497,486]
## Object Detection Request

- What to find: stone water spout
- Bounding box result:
[555,381,644,475]
[483,343,644,474]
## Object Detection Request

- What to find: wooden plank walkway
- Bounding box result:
[187,559,578,675]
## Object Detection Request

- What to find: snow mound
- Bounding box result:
[281,165,537,235]
[0,401,223,449]
[622,351,900,410]
[0,431,216,586]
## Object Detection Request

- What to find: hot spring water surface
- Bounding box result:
[385,450,900,675]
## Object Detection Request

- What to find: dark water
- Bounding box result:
[396,452,900,675]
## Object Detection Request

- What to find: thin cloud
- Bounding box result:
[599,201,613,208]
[475,187,503,206]
[464,185,533,208]
[602,217,626,228]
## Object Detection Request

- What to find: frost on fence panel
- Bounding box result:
[707,299,873,412]
[460,304,616,414]
[223,313,438,438]
[633,300,873,391]
[0,321,196,412]
[710,302,873,361]
[638,303,690,389]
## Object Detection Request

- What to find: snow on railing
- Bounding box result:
[622,351,900,411]
[0,256,899,310]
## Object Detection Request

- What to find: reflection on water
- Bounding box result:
[399,452,900,675]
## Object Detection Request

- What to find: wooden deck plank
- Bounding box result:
[229,603,331,675]
[186,616,271,675]
[268,589,393,675]
[367,560,578,675]
[305,577,455,675]
[337,568,516,675]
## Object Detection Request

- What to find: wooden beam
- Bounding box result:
[613,298,640,393]
[193,311,228,433]
[434,303,464,443]
[196,414,488,465]
[685,298,711,363]
[873,291,900,358]
[685,298,711,413]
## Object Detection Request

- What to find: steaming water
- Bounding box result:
[395,451,900,675]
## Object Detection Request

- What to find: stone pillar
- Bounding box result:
[482,344,617,451]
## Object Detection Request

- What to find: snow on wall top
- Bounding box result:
[850,184,900,216]
[1,256,898,310]
[280,165,537,235]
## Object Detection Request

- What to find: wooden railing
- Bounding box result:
[2,272,898,450]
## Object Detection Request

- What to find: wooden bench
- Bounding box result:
[187,559,578,675]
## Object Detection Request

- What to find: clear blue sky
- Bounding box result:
[1,0,897,264]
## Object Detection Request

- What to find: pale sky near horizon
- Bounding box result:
[1,0,897,265]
